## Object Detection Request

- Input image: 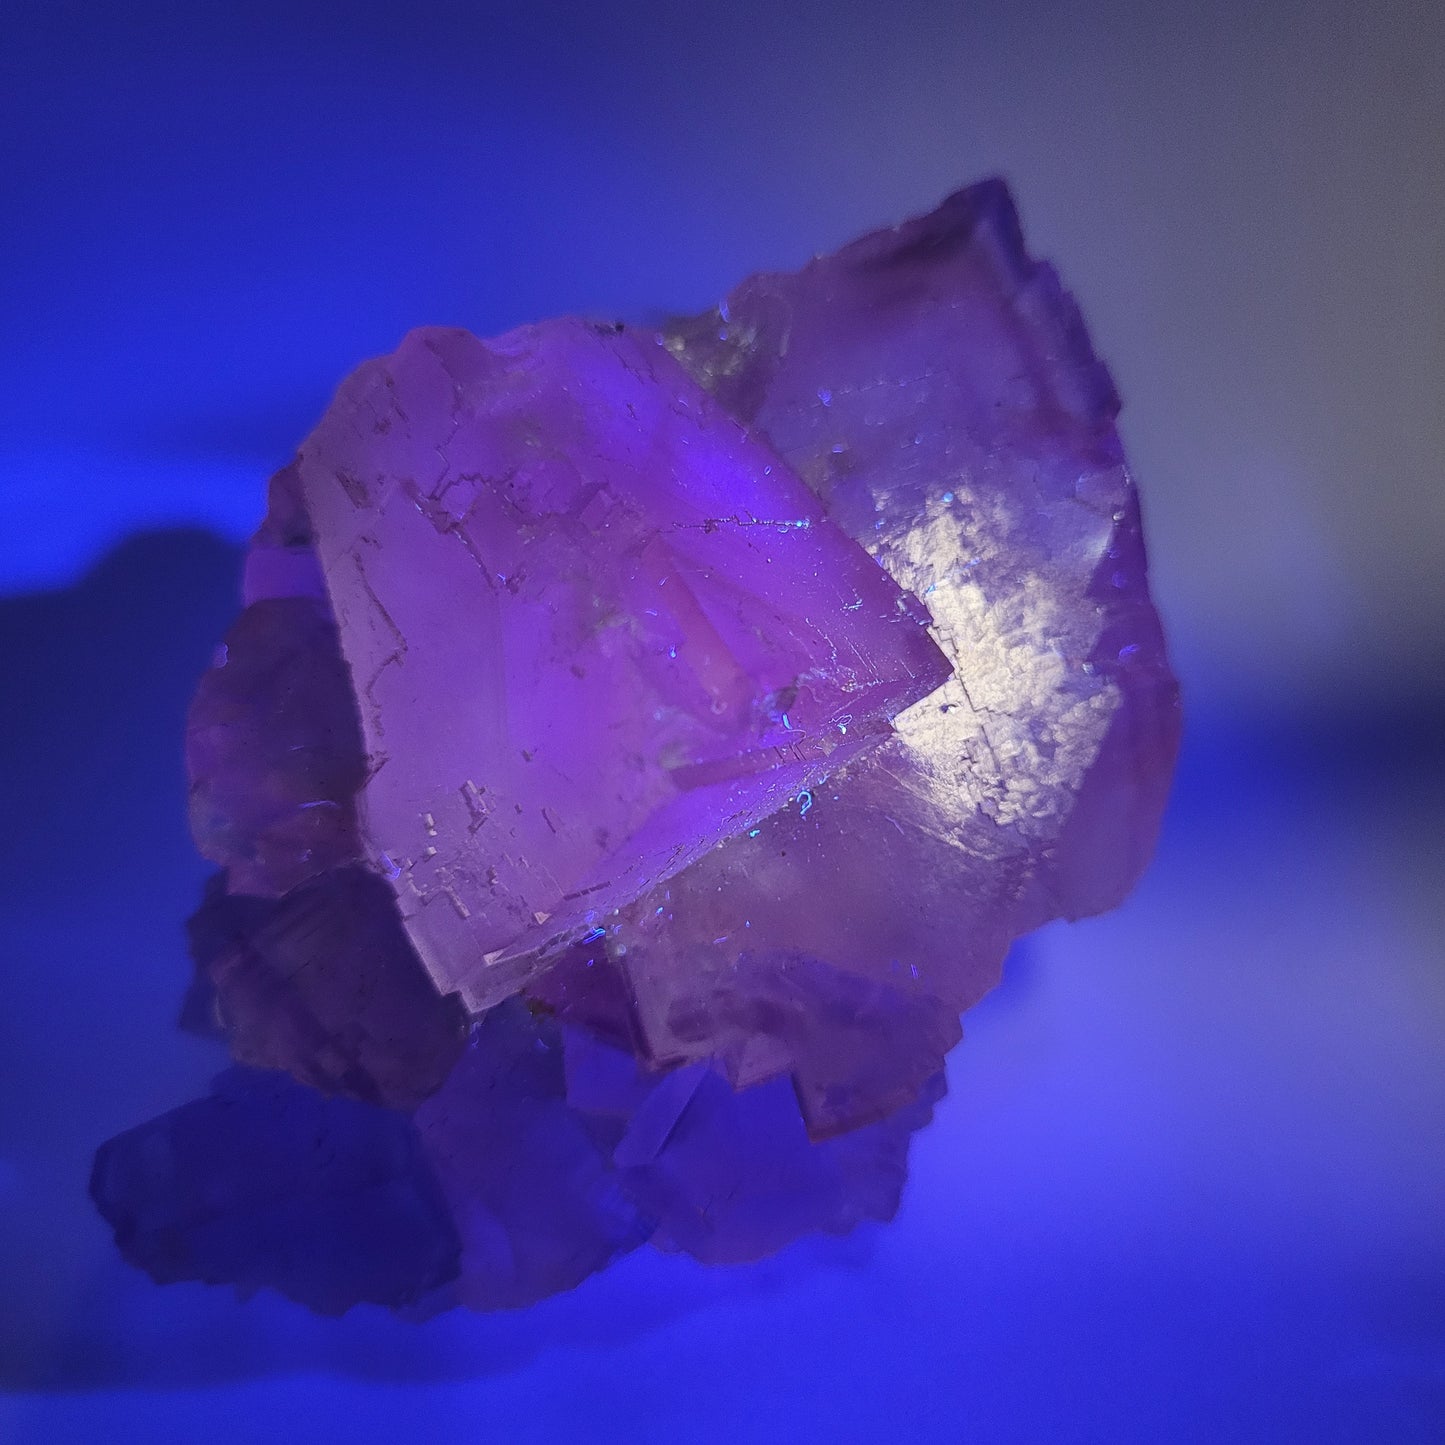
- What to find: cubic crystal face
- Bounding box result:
[100,178,1179,1315]
[267,320,950,1009]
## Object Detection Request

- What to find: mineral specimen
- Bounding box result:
[98,178,1178,1314]
[187,176,1175,1034]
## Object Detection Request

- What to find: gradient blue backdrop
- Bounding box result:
[1,2,1442,1441]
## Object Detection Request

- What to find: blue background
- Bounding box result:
[1,1,1441,1440]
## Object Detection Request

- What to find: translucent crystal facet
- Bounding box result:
[232,321,950,1010]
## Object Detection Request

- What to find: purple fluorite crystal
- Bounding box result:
[499,180,1178,1128]
[186,595,365,896]
[277,320,948,1011]
[90,1067,462,1315]
[623,179,1178,1024]
[182,176,1177,1126]
[115,178,1179,1313]
[185,868,467,1109]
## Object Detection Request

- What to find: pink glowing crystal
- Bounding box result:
[552,179,1182,1094]
[102,181,1184,1316]
[185,178,1178,1131]
[267,321,949,1010]
[185,596,364,896]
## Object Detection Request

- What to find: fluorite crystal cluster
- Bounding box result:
[95,179,1179,1313]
